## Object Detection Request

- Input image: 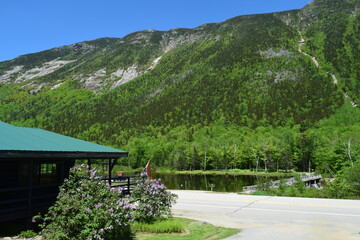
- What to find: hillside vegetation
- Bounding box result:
[0,0,359,195]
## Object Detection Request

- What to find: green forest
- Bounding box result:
[0,0,359,197]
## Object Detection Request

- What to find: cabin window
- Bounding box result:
[39,163,58,185]
[40,163,57,175]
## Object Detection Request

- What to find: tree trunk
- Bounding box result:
[344,138,354,168]
[204,152,207,171]
[264,160,267,172]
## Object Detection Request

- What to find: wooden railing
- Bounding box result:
[101,175,141,195]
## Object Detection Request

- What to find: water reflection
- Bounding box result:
[153,173,275,193]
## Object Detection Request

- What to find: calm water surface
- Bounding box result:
[152,173,276,192]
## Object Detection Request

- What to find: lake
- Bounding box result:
[152,172,276,192]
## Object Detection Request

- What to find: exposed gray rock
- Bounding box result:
[147,56,162,71]
[51,82,64,90]
[274,12,297,26]
[110,56,163,90]
[110,65,143,89]
[80,69,107,92]
[28,83,49,94]
[0,65,23,84]
[55,42,95,54]
[149,88,164,99]
[266,70,296,83]
[161,31,208,52]
[14,59,75,83]
[72,74,83,80]
[260,49,292,59]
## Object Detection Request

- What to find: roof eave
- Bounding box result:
[0,151,128,159]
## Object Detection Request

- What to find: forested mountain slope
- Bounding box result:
[0,0,359,177]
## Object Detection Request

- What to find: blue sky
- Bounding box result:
[0,0,311,62]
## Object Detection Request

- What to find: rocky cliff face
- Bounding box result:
[0,26,215,93]
[0,0,358,136]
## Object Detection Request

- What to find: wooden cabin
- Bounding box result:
[0,121,128,225]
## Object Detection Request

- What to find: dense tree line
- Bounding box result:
[116,102,359,175]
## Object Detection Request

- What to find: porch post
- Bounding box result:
[108,159,118,186]
[27,159,34,227]
[59,160,64,183]
[108,159,112,186]
[88,159,92,169]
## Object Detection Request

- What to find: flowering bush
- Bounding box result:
[39,165,134,240]
[130,175,177,223]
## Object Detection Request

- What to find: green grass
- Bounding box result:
[0,218,239,239]
[135,218,240,240]
[18,230,37,238]
[251,191,277,196]
[133,219,184,233]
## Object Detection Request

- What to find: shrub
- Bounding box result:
[342,161,360,197]
[38,165,134,240]
[131,175,177,223]
[323,177,352,199]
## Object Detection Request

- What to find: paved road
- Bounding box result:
[171,190,360,240]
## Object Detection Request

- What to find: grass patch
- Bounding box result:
[252,190,276,196]
[135,218,240,240]
[18,230,37,238]
[133,219,184,233]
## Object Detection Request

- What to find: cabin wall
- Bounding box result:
[0,161,18,188]
[0,159,75,224]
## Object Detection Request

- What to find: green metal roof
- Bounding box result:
[0,121,127,159]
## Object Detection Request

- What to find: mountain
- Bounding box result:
[0,0,359,173]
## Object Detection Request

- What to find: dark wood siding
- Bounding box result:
[0,162,18,188]
[0,159,74,224]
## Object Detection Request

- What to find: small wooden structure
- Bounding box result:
[0,121,127,225]
[242,174,322,193]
